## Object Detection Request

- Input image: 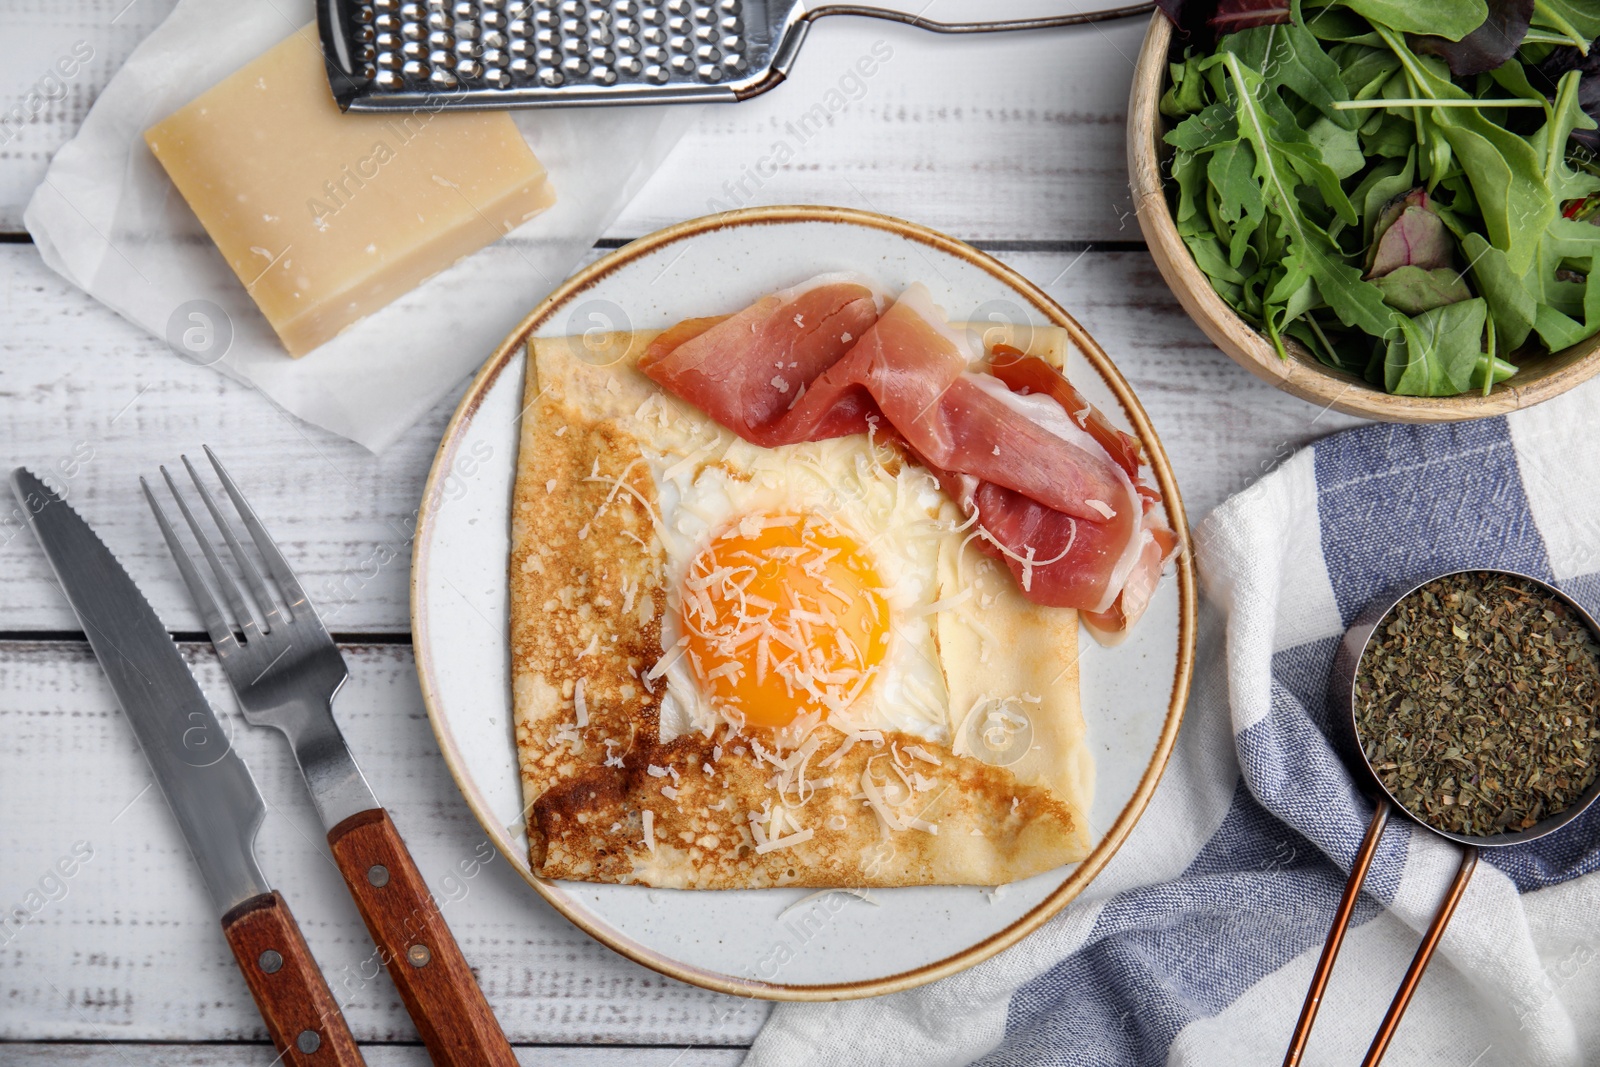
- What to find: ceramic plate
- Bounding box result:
[411,206,1196,1000]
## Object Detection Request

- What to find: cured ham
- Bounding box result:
[638,276,1178,638]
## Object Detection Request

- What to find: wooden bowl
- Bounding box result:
[1127,13,1600,422]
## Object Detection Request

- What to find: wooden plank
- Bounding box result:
[0,0,1152,241]
[0,1044,745,1066]
[0,0,179,232]
[0,241,1363,633]
[0,641,770,1045]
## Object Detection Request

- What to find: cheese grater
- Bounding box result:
[317,1,1155,111]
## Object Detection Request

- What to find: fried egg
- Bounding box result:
[635,407,963,745]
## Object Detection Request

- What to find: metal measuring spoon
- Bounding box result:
[1282,568,1600,1067]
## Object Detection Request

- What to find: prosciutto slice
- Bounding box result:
[638,277,1178,637]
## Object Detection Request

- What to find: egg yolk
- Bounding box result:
[681,513,889,728]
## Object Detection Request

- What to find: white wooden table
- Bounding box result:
[0,3,1368,1064]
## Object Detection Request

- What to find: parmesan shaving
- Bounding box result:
[755,827,814,854]
[572,678,589,727]
[641,810,656,853]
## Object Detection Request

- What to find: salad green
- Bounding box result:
[1157,0,1600,396]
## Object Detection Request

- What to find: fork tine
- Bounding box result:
[142,476,238,651]
[182,453,282,626]
[160,464,262,635]
[204,445,309,615]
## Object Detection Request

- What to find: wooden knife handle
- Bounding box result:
[220,892,367,1067]
[328,808,517,1067]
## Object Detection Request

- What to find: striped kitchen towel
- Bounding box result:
[744,383,1600,1067]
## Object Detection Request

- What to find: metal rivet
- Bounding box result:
[407,943,432,968]
[367,864,390,887]
[258,949,284,974]
[297,1029,321,1054]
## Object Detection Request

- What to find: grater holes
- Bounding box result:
[617,53,642,73]
[403,39,424,57]
[615,33,639,53]
[539,66,564,86]
[644,63,668,83]
[430,67,458,87]
[483,29,507,47]
[510,54,533,75]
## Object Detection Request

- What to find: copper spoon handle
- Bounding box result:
[1283,801,1391,1067]
[1362,846,1479,1066]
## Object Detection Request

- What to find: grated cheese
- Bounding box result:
[755,827,814,854]
[572,678,589,727]
[641,810,656,852]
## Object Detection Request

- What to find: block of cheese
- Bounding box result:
[145,27,556,357]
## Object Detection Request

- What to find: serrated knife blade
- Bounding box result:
[10,468,270,915]
[11,468,367,1065]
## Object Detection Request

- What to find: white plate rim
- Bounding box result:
[410,204,1197,1001]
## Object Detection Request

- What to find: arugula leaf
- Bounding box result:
[1373,265,1474,313]
[1209,140,1268,265]
[1343,0,1489,41]
[1211,50,1399,338]
[1530,0,1600,48]
[1352,149,1418,244]
[1384,298,1489,394]
[1461,232,1539,349]
[1378,27,1555,274]
[1308,116,1365,177]
[1222,23,1357,127]
[1166,100,1240,152]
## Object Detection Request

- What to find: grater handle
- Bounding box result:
[801,1,1157,34]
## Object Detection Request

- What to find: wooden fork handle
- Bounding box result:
[328,808,517,1067]
[220,891,367,1067]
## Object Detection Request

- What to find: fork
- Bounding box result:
[144,447,517,1067]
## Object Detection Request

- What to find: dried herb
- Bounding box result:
[1354,571,1600,837]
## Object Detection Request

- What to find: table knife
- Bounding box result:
[10,468,365,1067]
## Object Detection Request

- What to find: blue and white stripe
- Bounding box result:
[747,386,1600,1067]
